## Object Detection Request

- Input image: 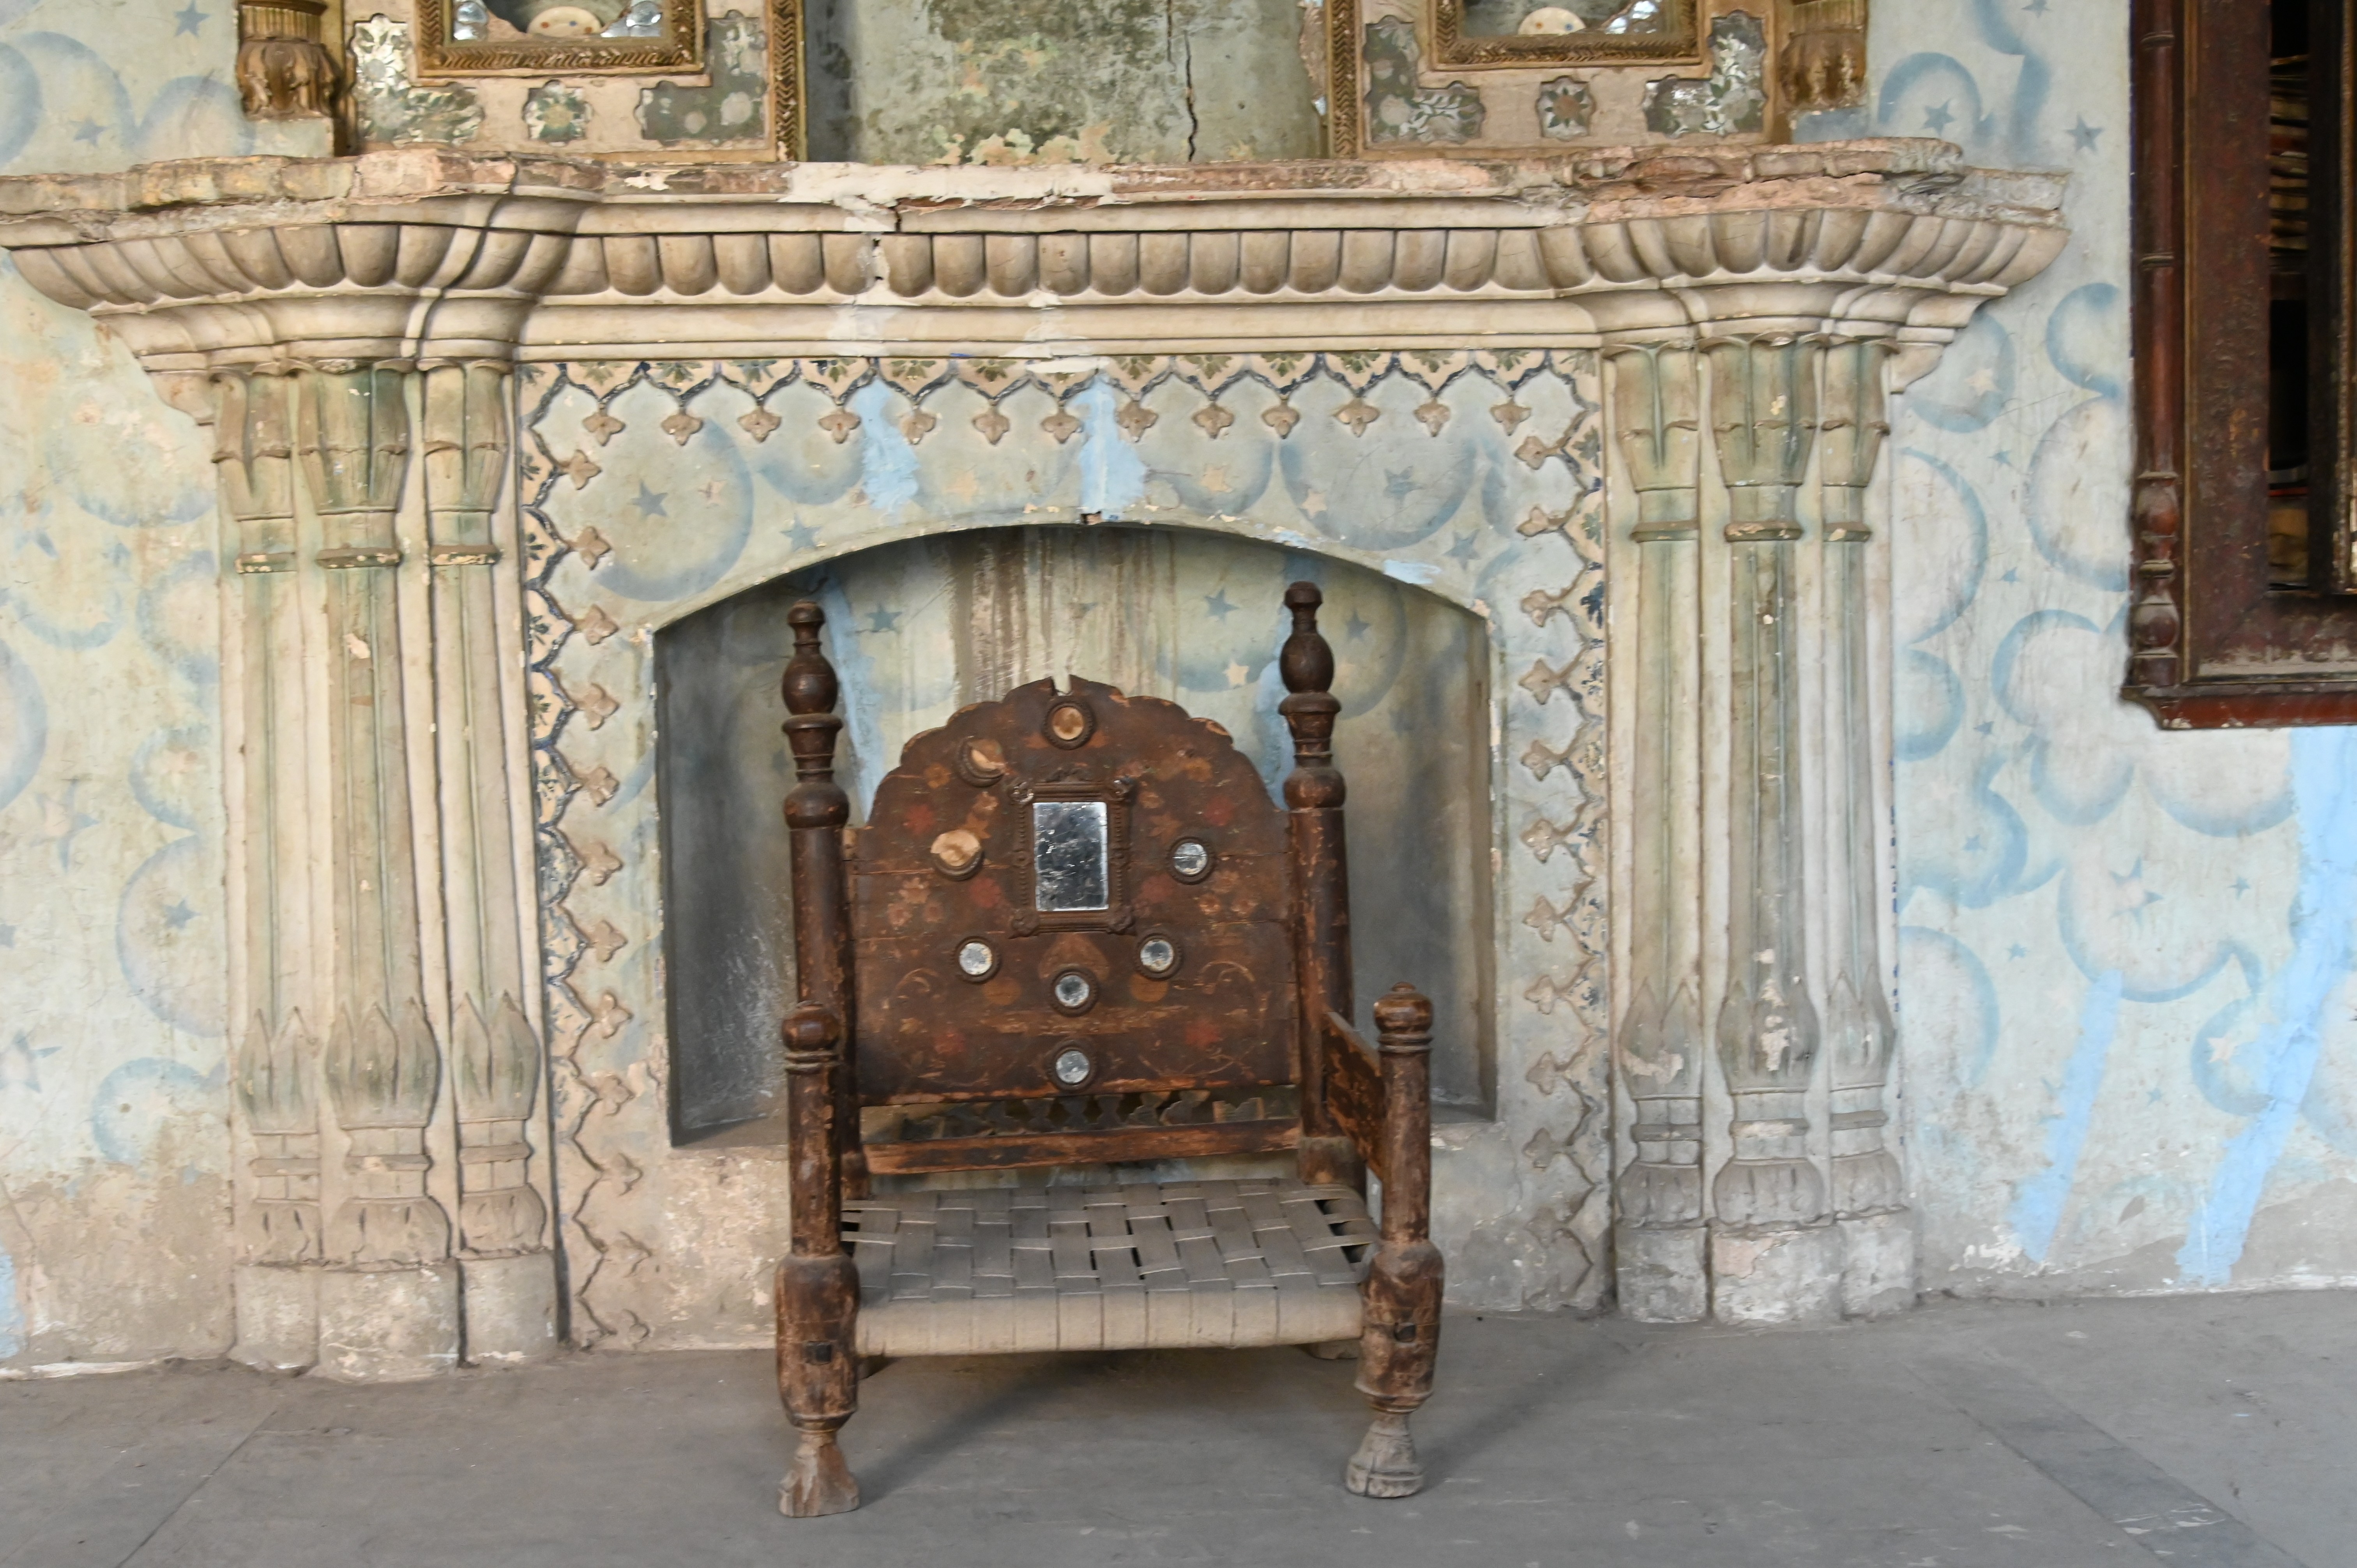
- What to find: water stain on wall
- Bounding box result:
[802,0,1322,164]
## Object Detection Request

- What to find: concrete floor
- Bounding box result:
[1,1291,2347,1568]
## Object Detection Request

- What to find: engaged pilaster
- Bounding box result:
[1705,334,1837,1326]
[425,361,557,1361]
[1606,341,1709,1324]
[1818,338,1913,1316]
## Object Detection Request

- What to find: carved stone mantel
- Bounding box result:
[0,144,2063,1373]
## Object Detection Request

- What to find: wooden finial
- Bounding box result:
[1279,582,1343,808]
[782,602,847,828]
[1372,983,1433,1055]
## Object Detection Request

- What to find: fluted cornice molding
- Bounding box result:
[0,141,2065,370]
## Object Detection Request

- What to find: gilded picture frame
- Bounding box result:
[1428,0,1703,67]
[412,0,704,76]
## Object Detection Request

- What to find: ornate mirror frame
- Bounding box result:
[412,0,704,76]
[1427,0,1705,67]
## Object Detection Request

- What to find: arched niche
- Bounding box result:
[654,523,1498,1141]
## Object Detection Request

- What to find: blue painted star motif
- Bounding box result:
[2068,117,2102,152]
[783,521,821,552]
[173,2,208,34]
[1203,590,1237,622]
[865,607,901,634]
[1922,101,1955,134]
[631,482,668,518]
[71,119,104,145]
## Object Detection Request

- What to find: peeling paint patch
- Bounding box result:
[351,16,484,146]
[638,11,766,144]
[1713,1231,1787,1280]
[1643,9,1766,137]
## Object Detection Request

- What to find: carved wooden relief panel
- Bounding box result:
[851,678,1297,1104]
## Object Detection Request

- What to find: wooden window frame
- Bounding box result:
[2128,0,2357,727]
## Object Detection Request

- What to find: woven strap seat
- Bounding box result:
[843,1178,1376,1357]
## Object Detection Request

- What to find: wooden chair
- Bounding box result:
[770,583,1442,1517]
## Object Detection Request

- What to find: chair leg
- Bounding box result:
[781,1416,861,1517]
[1345,1405,1424,1499]
[776,1253,861,1517]
[1347,1236,1442,1499]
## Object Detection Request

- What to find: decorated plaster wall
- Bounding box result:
[800,0,1323,165]
[1845,2,2357,1295]
[0,0,253,1366]
[521,352,1610,1344]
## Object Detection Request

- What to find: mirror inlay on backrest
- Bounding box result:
[1033,801,1111,913]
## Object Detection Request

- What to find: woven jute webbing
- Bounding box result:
[844,1179,1376,1357]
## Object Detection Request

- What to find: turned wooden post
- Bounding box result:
[776,602,862,1518]
[1281,581,1364,1192]
[775,1000,860,1517]
[1348,983,1443,1499]
[782,600,866,1198]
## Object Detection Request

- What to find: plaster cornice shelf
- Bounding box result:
[0,141,2066,372]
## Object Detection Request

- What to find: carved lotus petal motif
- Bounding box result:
[1262,401,1301,438]
[592,991,632,1039]
[901,408,939,445]
[558,449,602,489]
[1115,399,1158,441]
[738,404,782,442]
[582,408,625,446]
[574,603,620,645]
[817,408,862,444]
[972,405,1011,445]
[1192,403,1235,439]
[1334,398,1380,436]
[660,410,703,445]
[569,525,613,569]
[1413,399,1451,435]
[569,835,623,886]
[1520,738,1573,781]
[574,762,620,806]
[576,915,627,963]
[1041,407,1082,444]
[1490,399,1531,434]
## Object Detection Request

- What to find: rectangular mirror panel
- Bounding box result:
[1034,800,1111,911]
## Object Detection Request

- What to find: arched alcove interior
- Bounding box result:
[656,523,1497,1141]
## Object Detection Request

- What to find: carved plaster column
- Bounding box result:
[1818,338,1912,1315]
[1606,342,1709,1323]
[295,362,465,1379]
[216,369,330,1368]
[1705,334,1836,1325]
[424,361,557,1360]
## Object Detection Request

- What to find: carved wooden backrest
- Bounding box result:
[850,677,1297,1112]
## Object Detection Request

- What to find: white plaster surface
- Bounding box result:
[1828,1,2357,1297]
